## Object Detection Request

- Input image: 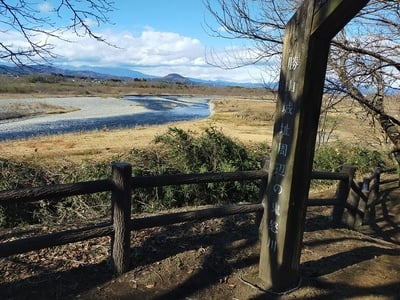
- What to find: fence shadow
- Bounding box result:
[0,214,260,299]
[248,241,400,300]
[150,218,259,300]
[367,184,400,245]
[0,259,113,299]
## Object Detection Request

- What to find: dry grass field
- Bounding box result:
[0,89,390,164]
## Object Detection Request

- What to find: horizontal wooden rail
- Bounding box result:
[131,170,267,188]
[380,178,399,185]
[0,179,113,204]
[0,169,346,204]
[380,167,397,174]
[364,167,397,182]
[130,203,264,230]
[311,171,348,181]
[307,198,339,206]
[0,203,263,258]
[0,222,113,258]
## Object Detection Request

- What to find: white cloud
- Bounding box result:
[38,2,53,13]
[0,27,270,83]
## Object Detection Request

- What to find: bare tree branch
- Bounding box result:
[205,0,400,165]
[0,0,115,65]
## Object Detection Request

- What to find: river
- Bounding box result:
[0,95,211,141]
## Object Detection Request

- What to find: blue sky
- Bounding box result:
[1,0,270,83]
[109,1,219,44]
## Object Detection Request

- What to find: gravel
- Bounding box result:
[0,96,210,140]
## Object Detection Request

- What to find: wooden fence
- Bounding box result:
[343,166,399,229]
[0,162,397,274]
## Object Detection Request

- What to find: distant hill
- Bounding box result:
[160,73,193,84]
[0,64,267,88]
[67,65,156,80]
[0,64,136,80]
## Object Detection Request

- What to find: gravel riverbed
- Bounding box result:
[0,96,210,140]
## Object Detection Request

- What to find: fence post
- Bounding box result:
[332,164,356,225]
[111,162,132,274]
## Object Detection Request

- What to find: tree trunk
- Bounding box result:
[331,56,400,167]
[379,114,400,165]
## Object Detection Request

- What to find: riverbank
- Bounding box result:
[0,96,211,141]
[0,96,276,163]
[0,97,150,121]
[0,94,383,164]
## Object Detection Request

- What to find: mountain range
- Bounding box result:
[0,64,267,89]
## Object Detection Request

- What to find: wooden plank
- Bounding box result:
[0,179,113,203]
[312,0,369,40]
[259,1,321,291]
[0,222,113,258]
[131,170,266,188]
[130,203,263,230]
[257,0,368,293]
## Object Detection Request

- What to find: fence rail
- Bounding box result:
[342,167,399,228]
[0,162,397,274]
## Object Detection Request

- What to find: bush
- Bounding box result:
[0,158,111,227]
[153,127,259,172]
[0,159,53,226]
[313,142,385,175]
[348,147,383,174]
[128,127,263,211]
[313,143,346,172]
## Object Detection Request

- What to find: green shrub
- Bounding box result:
[0,158,111,227]
[128,127,263,211]
[153,127,259,172]
[313,142,384,175]
[0,159,54,226]
[313,143,346,172]
[347,147,383,174]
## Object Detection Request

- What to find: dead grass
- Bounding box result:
[0,93,391,165]
[0,102,79,120]
[0,82,395,165]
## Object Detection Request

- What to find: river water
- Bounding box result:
[0,95,211,141]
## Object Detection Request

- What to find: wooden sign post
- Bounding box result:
[257,0,369,293]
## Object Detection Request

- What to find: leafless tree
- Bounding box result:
[0,0,114,65]
[205,0,400,165]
